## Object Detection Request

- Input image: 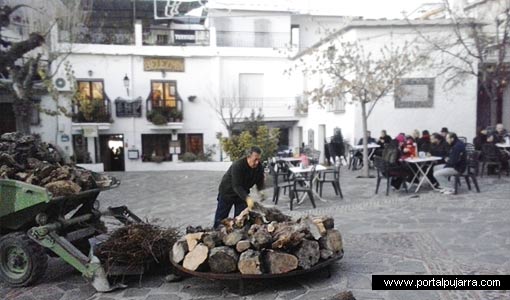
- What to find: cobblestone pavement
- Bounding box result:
[1,168,510,300]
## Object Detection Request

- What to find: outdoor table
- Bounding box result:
[404,156,443,192]
[277,157,302,166]
[289,164,327,204]
[496,143,510,150]
[349,144,380,169]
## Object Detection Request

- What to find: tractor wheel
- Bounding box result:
[0,232,48,287]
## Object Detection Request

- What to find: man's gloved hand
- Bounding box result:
[258,190,266,202]
[246,196,255,209]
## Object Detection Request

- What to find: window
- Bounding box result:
[115,98,142,117]
[151,81,177,108]
[291,25,300,49]
[72,134,90,163]
[78,80,104,101]
[239,73,264,108]
[142,134,172,162]
[75,80,110,122]
[327,97,345,113]
[178,133,204,157]
[156,34,168,45]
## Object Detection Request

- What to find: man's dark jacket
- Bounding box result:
[445,140,467,173]
[219,157,264,201]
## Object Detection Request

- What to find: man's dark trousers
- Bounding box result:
[213,193,247,228]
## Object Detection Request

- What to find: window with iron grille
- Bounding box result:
[115,98,142,117]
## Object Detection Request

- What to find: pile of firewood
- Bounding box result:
[0,132,112,196]
[171,203,343,274]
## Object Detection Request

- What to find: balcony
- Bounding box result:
[146,98,184,128]
[143,28,210,46]
[222,97,300,120]
[59,28,134,45]
[72,98,112,123]
[216,31,289,48]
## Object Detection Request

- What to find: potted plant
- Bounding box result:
[172,110,183,122]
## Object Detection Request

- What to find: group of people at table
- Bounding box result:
[357,123,510,195]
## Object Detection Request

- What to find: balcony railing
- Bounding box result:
[72,98,112,123]
[143,28,210,46]
[216,31,289,48]
[146,98,184,125]
[59,27,135,45]
[222,97,300,118]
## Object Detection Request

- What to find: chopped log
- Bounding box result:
[186,225,212,234]
[320,249,334,260]
[182,243,208,271]
[251,202,291,223]
[267,221,277,233]
[302,217,322,240]
[313,216,334,230]
[238,249,262,274]
[171,239,188,264]
[293,240,320,269]
[208,246,239,273]
[235,240,251,253]
[220,218,235,233]
[264,250,298,274]
[223,229,244,246]
[202,232,221,249]
[248,224,272,250]
[185,232,204,252]
[235,208,250,227]
[271,223,306,250]
[329,291,356,300]
[45,180,81,197]
[319,229,343,254]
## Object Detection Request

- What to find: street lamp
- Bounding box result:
[123,74,130,96]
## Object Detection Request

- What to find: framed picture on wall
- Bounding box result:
[128,149,139,160]
[394,78,435,108]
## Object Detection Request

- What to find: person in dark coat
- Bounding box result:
[473,127,488,151]
[214,146,265,228]
[376,130,392,156]
[418,130,431,153]
[430,133,449,161]
[358,131,377,145]
[433,132,467,194]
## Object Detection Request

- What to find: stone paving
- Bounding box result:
[1,167,510,300]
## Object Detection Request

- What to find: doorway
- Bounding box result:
[99,134,125,171]
[0,103,16,134]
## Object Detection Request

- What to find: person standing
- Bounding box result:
[433,132,467,195]
[214,146,265,228]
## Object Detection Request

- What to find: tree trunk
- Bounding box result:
[15,111,31,134]
[361,101,370,177]
[208,246,239,273]
[238,249,262,274]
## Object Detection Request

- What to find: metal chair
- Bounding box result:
[454,151,481,195]
[481,144,503,178]
[291,165,317,210]
[269,163,294,205]
[374,157,409,196]
[317,163,343,198]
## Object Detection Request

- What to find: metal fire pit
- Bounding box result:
[170,251,343,295]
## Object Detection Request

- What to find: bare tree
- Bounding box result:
[298,40,424,177]
[0,0,88,134]
[407,0,510,127]
[208,93,244,137]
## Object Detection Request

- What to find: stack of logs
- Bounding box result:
[171,203,343,274]
[0,132,113,196]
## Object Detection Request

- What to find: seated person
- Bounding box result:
[486,133,509,173]
[430,133,449,161]
[433,133,466,194]
[473,127,488,151]
[358,131,377,145]
[376,130,392,156]
[418,130,431,153]
[495,123,509,143]
[401,136,417,160]
[381,140,412,190]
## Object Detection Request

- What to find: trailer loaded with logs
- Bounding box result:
[170,202,343,293]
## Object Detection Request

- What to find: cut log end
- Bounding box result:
[182,243,208,271]
[208,246,239,273]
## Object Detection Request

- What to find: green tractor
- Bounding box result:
[0,176,141,291]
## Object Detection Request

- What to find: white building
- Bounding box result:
[292,19,479,163]
[3,0,348,171]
